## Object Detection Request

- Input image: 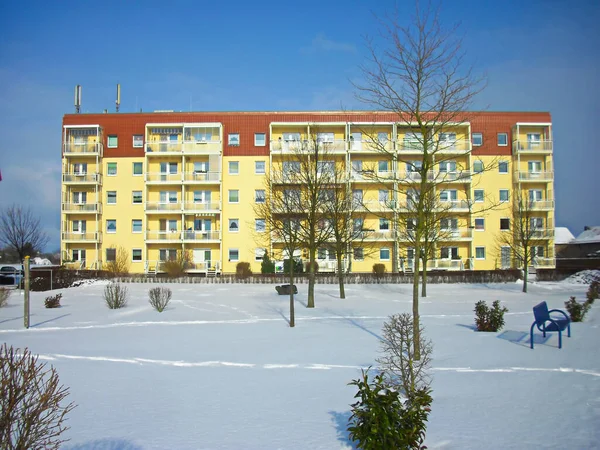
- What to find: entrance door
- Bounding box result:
[193,249,211,269]
[501,247,511,269]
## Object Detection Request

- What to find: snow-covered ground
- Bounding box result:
[1,278,599,450]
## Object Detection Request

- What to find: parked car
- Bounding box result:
[0,264,24,286]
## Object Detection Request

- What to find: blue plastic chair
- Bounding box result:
[530,301,571,349]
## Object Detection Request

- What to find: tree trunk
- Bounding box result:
[289,263,295,327]
[337,253,345,299]
[421,260,427,298]
[412,249,421,361]
[307,248,315,308]
[522,262,528,293]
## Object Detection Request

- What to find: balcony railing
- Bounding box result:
[145,231,182,241]
[398,139,471,153]
[62,173,102,184]
[62,202,102,213]
[532,257,555,268]
[513,140,553,153]
[63,143,102,156]
[182,140,222,154]
[440,200,471,211]
[349,139,393,153]
[182,230,221,242]
[183,171,221,183]
[270,139,348,153]
[528,200,554,210]
[426,259,464,271]
[187,261,221,272]
[145,142,183,154]
[515,171,554,182]
[530,228,554,239]
[183,201,221,212]
[61,232,102,242]
[145,173,183,183]
[145,202,182,212]
[438,228,473,240]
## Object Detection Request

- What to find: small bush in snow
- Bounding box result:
[163,251,191,278]
[474,300,508,332]
[104,282,128,309]
[348,368,432,450]
[260,253,275,274]
[235,262,252,279]
[0,287,10,308]
[372,264,386,279]
[565,296,590,322]
[148,287,172,312]
[44,293,62,309]
[586,281,599,304]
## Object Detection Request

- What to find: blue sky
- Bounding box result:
[0,0,598,251]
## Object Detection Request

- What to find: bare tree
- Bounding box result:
[495,190,550,293]
[104,246,130,275]
[0,204,50,262]
[0,343,76,449]
[355,1,486,359]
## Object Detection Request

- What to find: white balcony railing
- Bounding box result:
[532,257,555,268]
[62,173,102,184]
[349,139,393,152]
[145,202,182,212]
[187,261,221,272]
[62,202,102,213]
[513,140,553,153]
[528,200,554,210]
[399,139,471,153]
[61,232,102,242]
[426,259,464,270]
[63,143,102,155]
[270,139,347,153]
[183,171,221,183]
[182,140,222,154]
[145,231,182,241]
[145,141,183,154]
[183,202,221,212]
[439,228,473,240]
[182,230,221,241]
[440,200,471,211]
[515,171,554,182]
[530,228,554,239]
[145,173,183,183]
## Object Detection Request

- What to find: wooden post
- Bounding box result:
[24,256,30,329]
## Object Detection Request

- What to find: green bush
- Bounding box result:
[261,253,275,274]
[283,258,303,274]
[44,293,62,309]
[104,282,128,309]
[586,281,599,304]
[474,300,508,332]
[348,369,432,450]
[236,262,252,279]
[148,287,171,312]
[0,287,10,308]
[565,296,591,322]
[372,264,386,278]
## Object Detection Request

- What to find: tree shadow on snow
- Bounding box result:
[31,313,71,328]
[456,323,478,331]
[329,410,357,449]
[64,438,144,450]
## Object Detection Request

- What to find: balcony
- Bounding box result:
[426,259,465,271]
[145,172,183,184]
[439,200,471,212]
[182,140,222,154]
[515,171,554,182]
[183,202,221,214]
[62,202,102,214]
[145,141,183,155]
[358,200,395,212]
[513,140,553,154]
[63,143,102,156]
[349,139,393,153]
[183,171,221,184]
[62,173,102,185]
[182,230,221,243]
[434,170,472,183]
[186,261,222,273]
[438,228,473,241]
[398,171,435,183]
[61,232,102,243]
[359,230,396,241]
[528,200,554,211]
[145,202,182,213]
[398,139,471,154]
[145,231,182,243]
[530,228,554,239]
[270,139,347,154]
[350,170,378,182]
[532,257,555,268]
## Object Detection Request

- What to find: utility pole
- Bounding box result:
[24,256,30,328]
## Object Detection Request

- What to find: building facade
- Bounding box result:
[61,111,555,275]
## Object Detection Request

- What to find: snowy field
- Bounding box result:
[1,277,599,450]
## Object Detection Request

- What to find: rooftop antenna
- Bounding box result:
[116,84,121,113]
[74,85,81,114]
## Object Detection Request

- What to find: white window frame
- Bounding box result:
[106,219,117,234]
[497,133,508,146]
[380,248,391,261]
[440,190,457,202]
[472,133,483,146]
[473,160,484,173]
[499,189,509,202]
[73,163,87,175]
[379,218,390,231]
[228,133,240,146]
[255,248,266,261]
[107,191,117,205]
[132,248,142,262]
[228,161,239,175]
[132,191,143,204]
[255,189,265,203]
[255,161,266,174]
[498,161,509,174]
[107,135,118,148]
[228,219,239,232]
[474,218,485,231]
[528,161,542,174]
[228,190,239,203]
[353,247,364,261]
[107,162,117,176]
[228,249,239,262]
[132,162,143,176]
[475,247,486,260]
[474,189,484,203]
[255,219,266,233]
[132,219,142,233]
[254,133,266,146]
[133,135,144,148]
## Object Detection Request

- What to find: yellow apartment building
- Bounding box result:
[61,111,555,275]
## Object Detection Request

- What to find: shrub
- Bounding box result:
[45,293,62,309]
[261,253,275,274]
[0,287,10,308]
[236,262,252,279]
[376,313,432,397]
[283,258,303,274]
[372,263,386,279]
[148,287,171,312]
[348,369,432,450]
[162,251,191,278]
[104,282,128,309]
[586,281,599,304]
[305,260,319,273]
[0,343,76,449]
[565,296,591,322]
[474,300,508,332]
[104,246,130,276]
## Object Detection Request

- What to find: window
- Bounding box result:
[499,189,509,202]
[318,248,327,260]
[132,191,142,204]
[255,189,265,203]
[531,246,545,258]
[107,191,116,204]
[529,190,543,202]
[255,248,266,261]
[440,190,457,202]
[497,133,508,146]
[229,190,239,203]
[440,218,458,230]
[72,249,86,262]
[406,160,422,173]
[474,218,485,231]
[255,161,266,174]
[228,161,239,175]
[317,160,334,175]
[228,133,240,146]
[159,191,178,204]
[73,191,87,204]
[255,133,266,146]
[528,161,542,173]
[379,189,389,203]
[73,163,87,175]
[228,219,239,232]
[72,220,86,233]
[498,161,508,173]
[378,160,389,172]
[377,132,388,144]
[106,248,116,262]
[379,218,390,231]
[107,135,118,148]
[159,249,178,261]
[255,219,266,232]
[132,249,142,262]
[531,217,544,229]
[500,218,510,230]
[132,219,142,233]
[193,190,211,204]
[132,162,143,175]
[473,160,483,173]
[352,189,363,207]
[472,133,483,146]
[353,218,364,232]
[475,247,486,259]
[106,220,116,233]
[229,249,239,261]
[407,218,417,230]
[474,189,484,203]
[440,247,459,259]
[527,133,541,148]
[439,161,457,173]
[107,162,117,176]
[317,132,335,144]
[133,135,143,148]
[353,248,364,261]
[380,248,390,260]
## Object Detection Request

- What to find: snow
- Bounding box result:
[1,279,599,449]
[561,269,600,285]
[573,226,600,244]
[554,226,575,244]
[31,257,53,265]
